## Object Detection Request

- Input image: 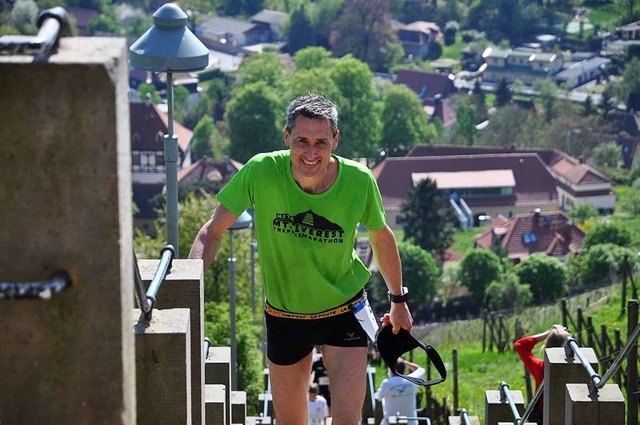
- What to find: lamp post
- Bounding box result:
[228,210,253,391]
[129,3,209,257]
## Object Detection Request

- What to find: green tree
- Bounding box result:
[494,78,512,107]
[284,68,342,103]
[592,141,622,169]
[453,101,477,145]
[379,84,434,156]
[616,58,640,112]
[137,84,162,104]
[458,249,503,305]
[579,243,637,286]
[515,253,568,303]
[621,188,640,215]
[226,82,283,163]
[368,242,440,309]
[192,115,216,160]
[567,203,599,225]
[10,0,37,34]
[484,271,532,311]
[534,79,560,123]
[237,52,285,89]
[329,56,381,159]
[329,0,402,71]
[204,302,262,413]
[400,178,455,257]
[286,4,314,54]
[293,46,333,70]
[308,0,343,48]
[582,221,635,249]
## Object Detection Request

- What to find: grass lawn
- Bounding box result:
[441,33,466,62]
[372,282,633,423]
[586,7,624,31]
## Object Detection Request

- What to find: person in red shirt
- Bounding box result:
[514,324,571,423]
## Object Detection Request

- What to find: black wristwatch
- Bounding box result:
[388,287,409,303]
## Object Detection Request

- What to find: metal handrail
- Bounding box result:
[520,381,544,425]
[393,413,432,424]
[134,245,175,319]
[499,381,522,425]
[460,408,472,425]
[0,271,71,300]
[564,338,602,389]
[596,321,640,389]
[203,337,211,359]
[0,7,69,56]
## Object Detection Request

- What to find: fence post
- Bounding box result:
[587,317,597,357]
[627,300,638,425]
[482,310,487,353]
[614,329,622,388]
[562,299,568,330]
[622,272,627,316]
[577,308,584,344]
[453,349,459,412]
[600,324,609,370]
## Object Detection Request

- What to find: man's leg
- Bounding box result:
[322,344,367,425]
[269,351,314,425]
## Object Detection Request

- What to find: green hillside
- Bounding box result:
[372,281,636,423]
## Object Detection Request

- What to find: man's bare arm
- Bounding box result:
[369,224,413,333]
[188,204,239,270]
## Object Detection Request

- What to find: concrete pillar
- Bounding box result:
[565,383,625,425]
[139,259,204,425]
[258,392,275,420]
[363,366,377,421]
[231,391,247,424]
[543,347,598,425]
[206,346,232,425]
[204,384,226,425]
[0,37,134,425]
[484,389,525,425]
[449,415,480,425]
[134,308,191,425]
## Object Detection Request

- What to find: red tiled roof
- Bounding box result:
[177,157,243,191]
[394,69,456,101]
[475,211,584,261]
[373,153,558,210]
[130,101,193,153]
[407,144,610,185]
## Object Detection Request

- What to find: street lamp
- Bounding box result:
[228,210,253,390]
[129,3,209,257]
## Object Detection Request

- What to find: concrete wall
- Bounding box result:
[0,38,135,424]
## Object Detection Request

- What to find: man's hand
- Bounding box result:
[379,302,413,334]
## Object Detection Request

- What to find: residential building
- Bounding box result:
[372,153,558,229]
[554,56,610,88]
[197,16,264,53]
[474,210,585,263]
[407,144,616,213]
[393,69,457,131]
[396,21,443,60]
[130,99,193,234]
[482,47,563,85]
[250,9,288,42]
[177,156,243,193]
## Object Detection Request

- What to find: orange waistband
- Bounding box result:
[264,292,366,320]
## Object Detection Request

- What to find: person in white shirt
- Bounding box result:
[375,358,425,425]
[308,383,330,425]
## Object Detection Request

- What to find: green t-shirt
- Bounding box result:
[217,150,386,313]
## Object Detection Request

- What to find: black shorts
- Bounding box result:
[265,292,368,366]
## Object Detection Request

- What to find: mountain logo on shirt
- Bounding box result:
[273,210,344,244]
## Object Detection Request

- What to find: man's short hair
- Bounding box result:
[308,382,320,394]
[393,358,406,375]
[286,93,339,136]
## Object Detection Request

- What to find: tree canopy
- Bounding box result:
[400,177,455,256]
